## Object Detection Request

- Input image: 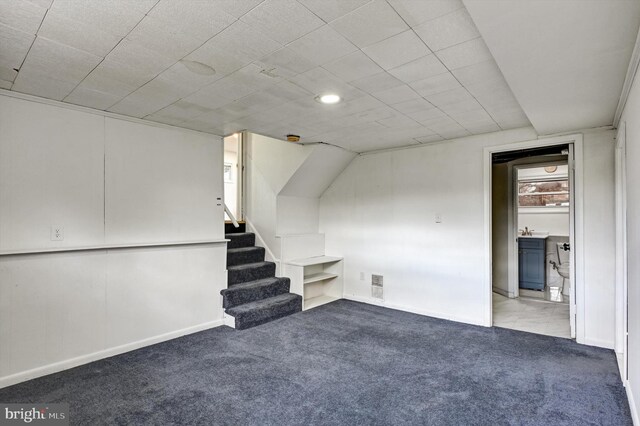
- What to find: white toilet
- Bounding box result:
[556,242,570,296]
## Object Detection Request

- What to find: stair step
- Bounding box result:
[226,293,302,330]
[220,277,290,309]
[227,246,265,267]
[226,232,255,249]
[228,261,275,285]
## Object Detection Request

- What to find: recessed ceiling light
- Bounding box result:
[316,94,341,104]
[179,60,216,76]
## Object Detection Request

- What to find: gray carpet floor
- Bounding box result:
[0,300,631,425]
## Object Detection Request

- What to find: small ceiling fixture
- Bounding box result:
[316,94,341,104]
[544,165,558,173]
[179,59,216,76]
[286,134,301,142]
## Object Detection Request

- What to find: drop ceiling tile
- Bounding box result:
[64,85,123,110]
[148,1,236,43]
[425,87,474,108]
[190,20,281,67]
[25,0,53,9]
[388,54,447,84]
[377,114,422,129]
[80,60,152,98]
[447,108,492,124]
[350,71,403,93]
[213,0,265,18]
[48,0,149,37]
[108,86,181,118]
[186,45,253,79]
[451,59,504,87]
[297,0,371,23]
[323,50,382,82]
[330,0,409,48]
[409,72,461,97]
[255,47,317,78]
[391,98,435,115]
[105,39,175,79]
[386,0,463,27]
[144,113,187,127]
[229,63,283,92]
[150,100,216,122]
[0,24,34,81]
[435,38,493,70]
[352,105,397,122]
[406,107,448,123]
[464,122,501,134]
[12,68,77,100]
[0,0,47,34]
[371,84,420,104]
[436,126,470,139]
[440,98,482,115]
[19,36,102,84]
[37,10,121,57]
[126,16,204,61]
[155,61,224,96]
[414,8,479,52]
[363,30,431,70]
[289,67,365,100]
[415,134,444,144]
[287,25,358,66]
[262,80,313,101]
[182,87,235,110]
[240,0,324,44]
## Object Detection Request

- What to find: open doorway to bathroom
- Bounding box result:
[224,132,243,224]
[491,144,575,339]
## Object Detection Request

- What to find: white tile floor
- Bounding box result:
[492,292,571,339]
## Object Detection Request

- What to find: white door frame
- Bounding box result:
[483,134,585,344]
[615,122,628,380]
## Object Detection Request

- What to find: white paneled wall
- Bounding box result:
[618,65,640,423]
[320,127,616,347]
[0,94,226,387]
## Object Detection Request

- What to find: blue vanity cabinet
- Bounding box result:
[518,238,546,290]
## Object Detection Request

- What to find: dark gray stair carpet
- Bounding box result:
[223,231,301,329]
[226,232,255,249]
[226,293,302,330]
[220,277,290,309]
[228,261,276,286]
[227,246,265,267]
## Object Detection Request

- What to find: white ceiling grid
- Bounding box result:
[1,0,531,152]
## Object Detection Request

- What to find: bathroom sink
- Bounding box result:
[519,232,549,239]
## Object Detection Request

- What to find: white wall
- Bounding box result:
[619,64,640,422]
[0,94,226,388]
[319,127,617,346]
[245,133,355,259]
[518,212,569,237]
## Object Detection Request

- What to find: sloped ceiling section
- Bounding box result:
[464,0,640,135]
[2,0,531,152]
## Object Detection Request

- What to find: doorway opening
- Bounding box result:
[490,143,576,339]
[224,132,243,224]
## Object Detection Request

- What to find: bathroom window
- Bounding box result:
[518,179,569,207]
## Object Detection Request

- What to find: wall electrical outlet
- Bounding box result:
[371,274,383,300]
[51,226,64,241]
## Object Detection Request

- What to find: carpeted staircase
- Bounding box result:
[221,223,302,330]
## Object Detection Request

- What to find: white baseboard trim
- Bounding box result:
[628,380,639,426]
[0,320,223,389]
[343,294,485,327]
[492,287,514,298]
[581,336,615,350]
